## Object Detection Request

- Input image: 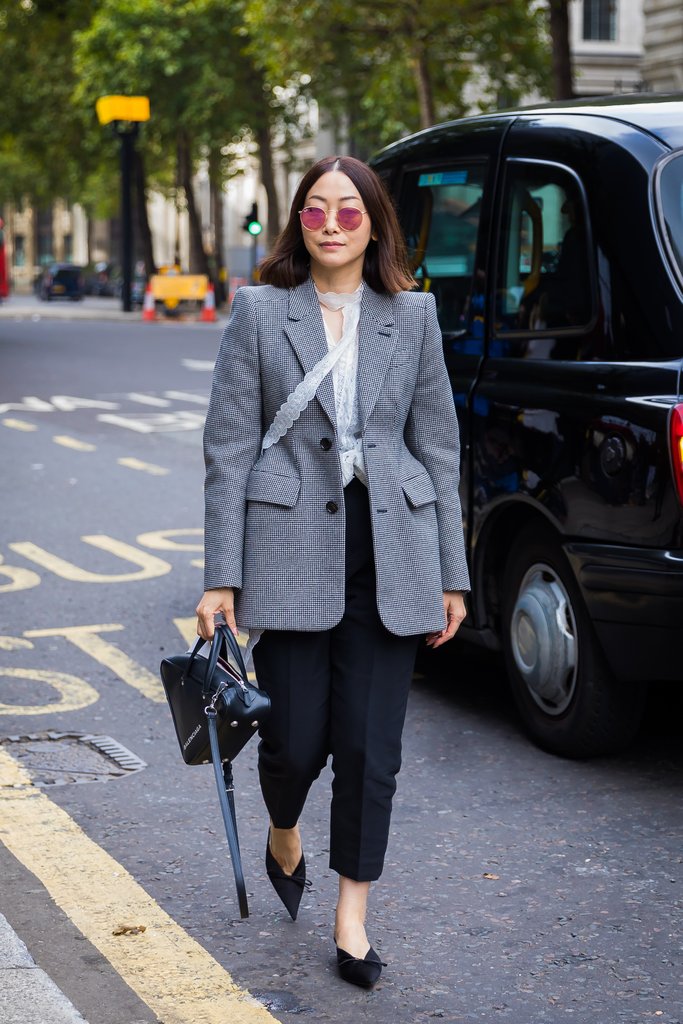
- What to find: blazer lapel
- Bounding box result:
[284,279,337,427]
[357,288,398,428]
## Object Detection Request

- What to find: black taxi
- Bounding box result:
[372,95,683,757]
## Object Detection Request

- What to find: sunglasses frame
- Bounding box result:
[299,206,368,231]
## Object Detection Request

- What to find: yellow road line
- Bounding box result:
[0,666,99,716]
[2,418,38,431]
[52,435,97,451]
[24,624,165,704]
[0,749,279,1024]
[118,457,170,476]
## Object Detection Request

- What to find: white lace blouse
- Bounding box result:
[315,284,367,488]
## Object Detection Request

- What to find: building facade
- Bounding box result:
[641,0,683,91]
[571,0,645,95]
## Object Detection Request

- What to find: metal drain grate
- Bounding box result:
[0,731,147,786]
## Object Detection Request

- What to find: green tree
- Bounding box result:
[75,0,298,271]
[0,0,98,208]
[244,0,551,156]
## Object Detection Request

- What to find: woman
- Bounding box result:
[196,156,469,988]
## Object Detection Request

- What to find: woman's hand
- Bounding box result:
[195,587,237,641]
[425,592,467,650]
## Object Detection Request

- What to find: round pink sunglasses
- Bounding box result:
[299,206,368,231]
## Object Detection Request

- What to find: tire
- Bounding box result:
[500,524,645,758]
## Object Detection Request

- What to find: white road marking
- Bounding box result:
[127,393,172,407]
[97,411,205,433]
[163,390,209,404]
[181,359,215,371]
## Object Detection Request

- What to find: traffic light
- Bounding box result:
[243,203,262,236]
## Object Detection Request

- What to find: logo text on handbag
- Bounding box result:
[183,724,202,750]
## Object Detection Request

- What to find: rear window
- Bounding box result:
[656,152,683,289]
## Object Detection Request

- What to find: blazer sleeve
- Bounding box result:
[203,287,262,590]
[404,292,471,593]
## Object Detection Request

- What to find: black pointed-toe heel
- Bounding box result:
[335,945,385,988]
[265,833,309,921]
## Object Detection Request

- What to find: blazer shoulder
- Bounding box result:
[233,284,289,307]
[391,289,435,312]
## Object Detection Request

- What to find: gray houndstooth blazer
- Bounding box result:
[203,277,470,635]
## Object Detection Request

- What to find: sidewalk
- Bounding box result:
[0,296,228,325]
[0,912,89,1024]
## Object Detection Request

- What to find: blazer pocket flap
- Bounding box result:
[401,471,437,508]
[246,469,301,507]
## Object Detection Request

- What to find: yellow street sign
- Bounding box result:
[96,95,150,125]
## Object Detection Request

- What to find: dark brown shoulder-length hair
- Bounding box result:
[258,156,415,294]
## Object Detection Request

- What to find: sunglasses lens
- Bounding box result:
[337,208,363,230]
[300,208,326,229]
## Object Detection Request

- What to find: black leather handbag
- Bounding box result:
[160,624,271,917]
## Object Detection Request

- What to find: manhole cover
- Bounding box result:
[0,731,147,786]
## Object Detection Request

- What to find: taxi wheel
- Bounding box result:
[500,524,645,758]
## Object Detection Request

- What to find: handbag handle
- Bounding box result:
[184,623,249,695]
[205,623,248,683]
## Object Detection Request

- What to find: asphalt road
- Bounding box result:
[1,316,682,1024]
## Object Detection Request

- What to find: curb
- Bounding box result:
[0,912,89,1024]
[0,303,228,326]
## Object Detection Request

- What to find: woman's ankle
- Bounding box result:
[269,823,302,875]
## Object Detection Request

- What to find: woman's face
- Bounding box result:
[300,171,373,280]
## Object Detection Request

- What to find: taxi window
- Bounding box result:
[656,152,683,288]
[496,161,594,337]
[399,164,486,334]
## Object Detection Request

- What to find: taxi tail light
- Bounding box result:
[670,404,683,505]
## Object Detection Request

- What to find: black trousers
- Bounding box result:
[252,478,420,882]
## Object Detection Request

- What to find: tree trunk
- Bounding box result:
[133,148,156,277]
[86,213,93,267]
[209,151,226,306]
[548,0,574,100]
[177,131,210,276]
[413,44,435,129]
[255,121,280,247]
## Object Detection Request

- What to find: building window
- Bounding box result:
[64,233,73,262]
[37,209,53,265]
[14,235,26,267]
[583,0,617,41]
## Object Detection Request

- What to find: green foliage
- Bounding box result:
[0,0,551,210]
[244,0,551,153]
[0,0,95,204]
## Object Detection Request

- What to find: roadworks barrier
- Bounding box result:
[141,274,219,323]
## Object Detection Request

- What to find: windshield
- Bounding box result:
[656,152,683,287]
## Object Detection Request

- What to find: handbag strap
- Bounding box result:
[206,708,249,919]
[261,327,355,452]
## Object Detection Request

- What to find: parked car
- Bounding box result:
[36,263,85,301]
[83,260,122,297]
[371,94,683,757]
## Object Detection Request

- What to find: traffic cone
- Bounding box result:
[200,283,217,323]
[142,284,156,322]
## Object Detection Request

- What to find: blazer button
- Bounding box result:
[326,500,338,514]
[320,437,332,451]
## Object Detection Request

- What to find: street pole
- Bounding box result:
[118,124,138,313]
[95,96,150,314]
